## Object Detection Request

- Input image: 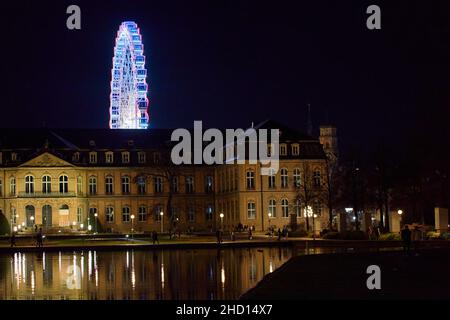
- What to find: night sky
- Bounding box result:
[1,0,450,157]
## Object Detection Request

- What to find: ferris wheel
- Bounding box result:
[109,21,149,129]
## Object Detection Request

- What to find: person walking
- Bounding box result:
[37,228,43,248]
[10,232,16,247]
[401,225,412,255]
[152,231,159,244]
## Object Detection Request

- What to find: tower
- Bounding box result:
[319,126,338,160]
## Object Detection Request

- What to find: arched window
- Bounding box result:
[25,175,34,194]
[154,204,163,221]
[105,206,114,223]
[59,175,68,193]
[268,168,276,188]
[280,168,288,188]
[121,176,130,194]
[137,176,146,194]
[185,176,194,193]
[313,170,321,187]
[77,176,83,194]
[77,207,83,223]
[138,205,147,222]
[282,199,289,218]
[295,199,301,217]
[247,201,256,219]
[293,168,301,188]
[89,176,97,195]
[172,176,179,193]
[246,170,255,189]
[268,199,277,218]
[42,175,51,193]
[105,175,114,194]
[9,177,16,196]
[154,177,163,193]
[122,206,131,222]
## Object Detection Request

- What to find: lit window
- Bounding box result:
[269,199,276,218]
[105,175,114,194]
[59,175,68,193]
[105,152,114,164]
[292,144,300,156]
[247,201,256,219]
[121,152,130,164]
[121,176,130,194]
[89,152,97,164]
[281,168,288,188]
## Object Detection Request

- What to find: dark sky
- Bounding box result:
[1,0,450,156]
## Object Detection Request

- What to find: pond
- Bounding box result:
[0,247,295,300]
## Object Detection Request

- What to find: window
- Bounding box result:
[137,176,146,194]
[121,152,130,164]
[295,199,301,217]
[206,204,214,221]
[42,175,51,193]
[25,175,34,194]
[187,207,195,222]
[11,153,18,161]
[280,144,287,156]
[268,169,276,188]
[59,175,68,193]
[205,175,213,193]
[77,176,83,194]
[77,207,83,223]
[106,206,114,223]
[313,200,322,215]
[89,176,97,195]
[72,152,80,162]
[281,168,288,188]
[172,176,179,193]
[292,144,300,156]
[89,152,97,164]
[293,168,301,188]
[154,205,163,221]
[10,177,16,196]
[268,199,277,218]
[313,170,321,187]
[153,152,160,164]
[0,179,2,196]
[11,207,17,224]
[282,199,289,218]
[122,206,131,222]
[185,176,194,193]
[105,175,114,194]
[154,177,163,193]
[138,152,146,164]
[246,170,255,189]
[247,201,256,219]
[121,176,130,194]
[105,152,114,164]
[138,205,147,222]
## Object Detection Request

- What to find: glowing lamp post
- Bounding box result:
[30,216,35,229]
[160,211,164,234]
[268,212,272,236]
[94,212,98,234]
[219,213,224,231]
[131,214,135,239]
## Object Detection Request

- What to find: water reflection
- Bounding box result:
[0,247,292,300]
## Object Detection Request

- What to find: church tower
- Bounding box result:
[319,126,338,160]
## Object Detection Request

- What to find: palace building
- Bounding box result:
[0,120,337,234]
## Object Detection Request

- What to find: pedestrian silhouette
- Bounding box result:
[10,232,16,247]
[401,225,412,255]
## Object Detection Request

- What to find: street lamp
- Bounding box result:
[398,209,403,215]
[94,212,98,234]
[268,212,272,236]
[219,213,224,230]
[130,214,135,239]
[30,216,35,229]
[160,211,164,234]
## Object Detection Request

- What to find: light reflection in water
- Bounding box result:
[0,247,293,300]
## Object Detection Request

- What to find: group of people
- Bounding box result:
[10,227,44,247]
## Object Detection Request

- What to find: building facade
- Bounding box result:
[0,122,337,234]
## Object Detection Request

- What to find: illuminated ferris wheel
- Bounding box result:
[109,21,149,129]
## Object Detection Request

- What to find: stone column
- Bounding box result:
[435,207,449,234]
